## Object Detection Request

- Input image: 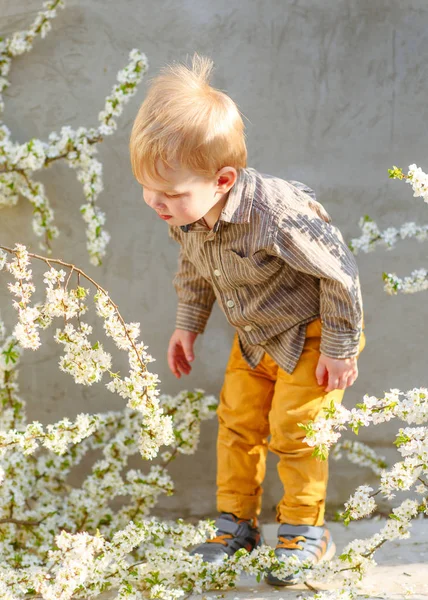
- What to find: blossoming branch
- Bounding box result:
[350,163,428,294]
[0,0,148,265]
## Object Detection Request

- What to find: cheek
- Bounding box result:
[184,190,213,212]
[176,198,198,216]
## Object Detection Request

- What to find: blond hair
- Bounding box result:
[129,53,247,185]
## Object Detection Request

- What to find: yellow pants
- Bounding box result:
[216,318,366,526]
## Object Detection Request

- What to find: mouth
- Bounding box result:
[157,213,172,220]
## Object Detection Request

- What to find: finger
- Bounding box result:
[172,360,182,378]
[167,343,182,378]
[315,361,327,386]
[345,371,358,388]
[336,376,348,390]
[177,357,192,375]
[175,346,192,370]
[167,341,176,367]
[167,352,179,377]
[325,375,340,392]
[171,363,181,378]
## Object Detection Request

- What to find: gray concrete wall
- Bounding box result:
[1,0,428,520]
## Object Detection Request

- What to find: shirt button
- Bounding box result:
[226,300,235,308]
[259,340,267,346]
[213,269,221,277]
[244,325,252,332]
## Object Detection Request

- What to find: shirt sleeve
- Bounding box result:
[288,180,317,202]
[271,203,364,359]
[168,226,216,334]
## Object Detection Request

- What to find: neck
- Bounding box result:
[203,192,229,229]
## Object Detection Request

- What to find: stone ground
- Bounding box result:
[190,519,428,600]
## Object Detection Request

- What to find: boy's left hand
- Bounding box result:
[316,354,358,392]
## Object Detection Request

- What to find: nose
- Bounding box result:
[144,190,166,212]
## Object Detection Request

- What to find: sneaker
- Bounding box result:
[265,523,336,586]
[190,512,262,564]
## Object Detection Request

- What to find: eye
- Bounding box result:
[164,192,182,199]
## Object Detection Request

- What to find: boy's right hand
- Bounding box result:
[167,329,198,378]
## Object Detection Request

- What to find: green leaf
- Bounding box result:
[339,551,352,562]
[234,547,248,559]
[388,165,404,180]
[3,344,19,365]
[323,399,337,419]
[98,582,112,592]
[394,431,411,447]
[312,445,328,461]
[389,513,401,521]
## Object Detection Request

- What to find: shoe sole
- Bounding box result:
[265,541,336,587]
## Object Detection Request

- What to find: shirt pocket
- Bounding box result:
[222,249,283,286]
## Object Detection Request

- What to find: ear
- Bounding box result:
[215,166,237,194]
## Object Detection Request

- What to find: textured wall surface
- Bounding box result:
[1,0,428,520]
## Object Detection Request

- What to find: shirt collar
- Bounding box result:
[219,167,255,224]
[180,167,255,233]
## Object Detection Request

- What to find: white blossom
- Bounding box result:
[342,485,377,522]
[0,250,8,271]
[0,1,147,264]
[351,164,428,296]
[331,439,387,475]
[408,163,428,202]
[54,323,112,385]
[1,156,428,600]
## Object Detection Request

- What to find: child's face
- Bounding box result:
[142,160,228,226]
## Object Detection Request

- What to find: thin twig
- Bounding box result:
[76,271,83,331]
[0,517,42,527]
[44,135,102,167]
[369,489,382,498]
[18,171,52,251]
[0,136,102,174]
[64,266,74,290]
[304,580,319,592]
[0,246,147,374]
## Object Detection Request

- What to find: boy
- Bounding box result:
[129,54,365,586]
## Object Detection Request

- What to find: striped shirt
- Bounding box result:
[168,167,363,373]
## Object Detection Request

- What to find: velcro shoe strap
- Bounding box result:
[215,518,240,536]
[278,524,325,540]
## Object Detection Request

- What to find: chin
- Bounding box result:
[178,217,196,226]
